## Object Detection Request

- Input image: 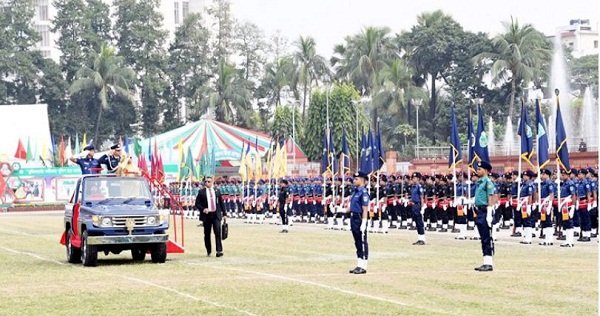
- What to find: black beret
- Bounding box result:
[281,179,289,185]
[522,170,535,178]
[578,168,588,175]
[411,172,422,179]
[504,173,512,179]
[490,172,499,178]
[380,175,387,182]
[110,144,121,150]
[477,161,492,171]
[354,172,369,180]
[542,169,552,176]
[83,145,95,151]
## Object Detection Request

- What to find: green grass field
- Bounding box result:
[0,211,597,316]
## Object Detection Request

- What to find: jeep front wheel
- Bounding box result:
[80,231,98,267]
[150,243,167,263]
[65,229,81,264]
[131,247,146,261]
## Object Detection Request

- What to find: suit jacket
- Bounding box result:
[195,187,225,221]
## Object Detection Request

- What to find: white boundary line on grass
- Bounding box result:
[0,246,257,316]
[207,264,451,315]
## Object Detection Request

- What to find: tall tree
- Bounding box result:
[69,44,136,144]
[166,12,211,129]
[113,0,169,136]
[271,105,303,141]
[193,60,251,125]
[302,84,368,161]
[51,0,87,82]
[83,0,112,53]
[256,56,295,108]
[234,21,265,82]
[398,10,466,143]
[207,0,235,62]
[293,36,329,119]
[473,17,551,117]
[0,0,40,104]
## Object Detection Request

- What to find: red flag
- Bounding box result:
[157,154,165,182]
[0,172,6,202]
[59,136,66,167]
[14,138,27,160]
[137,155,148,174]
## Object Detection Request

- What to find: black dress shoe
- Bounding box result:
[349,267,360,274]
[467,226,474,231]
[519,241,532,245]
[470,236,480,240]
[412,240,426,245]
[451,228,460,233]
[216,252,223,257]
[539,242,553,246]
[279,229,288,233]
[389,225,398,229]
[439,228,448,233]
[474,264,493,272]
[556,235,566,240]
[207,252,211,257]
[582,237,591,242]
[352,268,367,274]
[560,243,574,247]
[510,232,522,237]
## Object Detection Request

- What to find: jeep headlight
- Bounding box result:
[92,215,100,226]
[146,216,157,225]
[159,209,169,225]
[101,217,112,227]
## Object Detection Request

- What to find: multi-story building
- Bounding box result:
[556,19,599,58]
[30,0,208,62]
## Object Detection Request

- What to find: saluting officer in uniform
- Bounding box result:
[98,144,123,173]
[348,172,370,274]
[473,161,497,272]
[69,145,100,174]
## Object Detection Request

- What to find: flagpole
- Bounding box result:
[555,91,562,233]
[535,98,543,208]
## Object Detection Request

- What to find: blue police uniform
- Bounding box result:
[540,179,556,229]
[558,179,577,247]
[410,182,425,237]
[576,178,591,234]
[519,180,535,229]
[75,157,100,174]
[350,185,369,262]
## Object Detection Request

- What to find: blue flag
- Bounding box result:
[367,129,375,174]
[376,123,385,171]
[535,99,550,169]
[321,131,329,174]
[359,132,370,174]
[555,102,570,171]
[474,104,490,164]
[518,101,535,168]
[467,109,476,168]
[341,130,350,174]
[448,106,462,169]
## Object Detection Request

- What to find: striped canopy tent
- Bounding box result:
[140,118,305,167]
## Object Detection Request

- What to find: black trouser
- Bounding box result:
[475,206,493,256]
[202,213,222,254]
[351,213,368,260]
[279,205,288,225]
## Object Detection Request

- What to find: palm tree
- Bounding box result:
[373,58,426,146]
[293,36,329,119]
[194,60,252,125]
[331,27,393,95]
[473,17,551,117]
[260,56,294,107]
[69,44,136,143]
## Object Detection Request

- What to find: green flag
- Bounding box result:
[134,138,142,157]
[26,137,33,162]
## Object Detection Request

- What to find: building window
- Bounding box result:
[174,1,180,25]
[34,0,49,21]
[34,24,50,47]
[595,41,598,49]
[182,1,189,19]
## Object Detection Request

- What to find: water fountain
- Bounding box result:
[549,35,574,142]
[581,86,598,150]
[488,117,496,156]
[547,114,555,152]
[503,116,515,155]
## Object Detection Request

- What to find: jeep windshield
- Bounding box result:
[83,177,153,204]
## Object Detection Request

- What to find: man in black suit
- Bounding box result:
[195,176,226,257]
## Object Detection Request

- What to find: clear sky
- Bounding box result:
[230,0,599,58]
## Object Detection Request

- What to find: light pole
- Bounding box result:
[412,98,422,159]
[292,100,297,174]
